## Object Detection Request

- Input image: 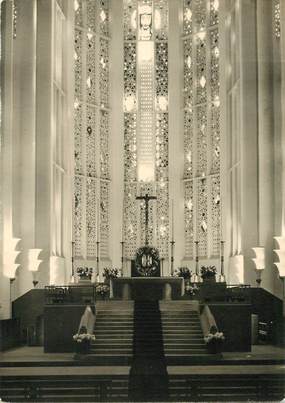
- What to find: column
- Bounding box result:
[239,0,259,285]
[256,0,274,292]
[109,0,124,269]
[169,0,184,272]
[1,0,15,318]
[13,0,37,297]
[35,0,53,286]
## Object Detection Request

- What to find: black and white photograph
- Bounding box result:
[0,0,285,401]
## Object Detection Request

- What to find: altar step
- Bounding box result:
[161,302,209,361]
[88,304,134,364]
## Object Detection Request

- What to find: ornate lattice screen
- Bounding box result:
[73,0,110,266]
[123,0,169,260]
[183,0,221,259]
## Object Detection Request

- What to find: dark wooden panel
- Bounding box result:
[44,305,91,353]
[206,303,252,352]
[0,319,21,351]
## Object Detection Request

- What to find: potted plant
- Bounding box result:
[204,325,225,354]
[102,268,119,284]
[175,267,192,280]
[96,283,110,300]
[200,265,217,282]
[73,325,96,354]
[77,267,93,281]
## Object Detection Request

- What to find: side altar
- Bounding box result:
[111,277,184,301]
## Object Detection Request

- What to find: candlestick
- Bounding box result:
[193,241,200,282]
[171,199,174,241]
[96,241,100,282]
[120,241,125,274]
[219,240,225,282]
[97,200,100,242]
[170,240,175,276]
[71,241,75,281]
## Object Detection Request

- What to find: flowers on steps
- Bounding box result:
[204,325,225,354]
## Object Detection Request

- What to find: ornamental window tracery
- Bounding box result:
[123,0,169,259]
[73,0,110,263]
[183,0,221,259]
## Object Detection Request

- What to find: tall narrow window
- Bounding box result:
[123,0,169,259]
[73,0,110,269]
[183,0,221,260]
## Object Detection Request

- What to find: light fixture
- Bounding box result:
[251,247,265,286]
[4,237,21,280]
[28,248,42,287]
[274,236,285,277]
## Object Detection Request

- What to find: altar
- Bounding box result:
[111,277,184,301]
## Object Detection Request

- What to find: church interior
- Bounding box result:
[1,0,285,401]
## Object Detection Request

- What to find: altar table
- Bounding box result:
[111,277,184,301]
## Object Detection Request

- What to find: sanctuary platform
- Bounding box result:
[111,276,184,300]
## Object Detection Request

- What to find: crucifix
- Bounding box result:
[136,193,157,246]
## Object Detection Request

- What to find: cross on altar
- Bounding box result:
[136,193,157,246]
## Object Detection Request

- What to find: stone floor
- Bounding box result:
[0,345,285,378]
[1,344,285,362]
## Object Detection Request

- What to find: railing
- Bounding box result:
[45,285,96,305]
[200,304,218,338]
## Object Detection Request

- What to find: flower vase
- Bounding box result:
[202,275,216,284]
[207,340,222,354]
[75,340,91,354]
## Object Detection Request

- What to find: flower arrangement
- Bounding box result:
[96,283,110,297]
[200,265,217,279]
[77,267,93,280]
[204,325,225,353]
[204,331,225,344]
[73,333,96,343]
[103,268,120,281]
[73,326,96,343]
[185,283,198,296]
[175,267,192,280]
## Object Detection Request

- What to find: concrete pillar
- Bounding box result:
[35,0,53,287]
[13,0,37,297]
[239,0,259,285]
[169,0,184,272]
[256,0,275,293]
[1,0,15,318]
[109,0,124,270]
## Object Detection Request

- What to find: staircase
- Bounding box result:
[160,301,211,364]
[89,301,134,365]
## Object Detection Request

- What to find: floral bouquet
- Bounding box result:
[73,333,96,343]
[96,283,110,298]
[103,268,120,281]
[204,325,225,353]
[185,283,198,296]
[200,265,217,279]
[175,267,192,280]
[77,267,93,280]
[73,326,95,354]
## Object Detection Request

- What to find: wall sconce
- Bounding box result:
[4,237,21,280]
[251,247,265,286]
[274,236,285,277]
[28,248,42,287]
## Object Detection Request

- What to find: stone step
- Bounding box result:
[163,340,205,345]
[165,349,207,354]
